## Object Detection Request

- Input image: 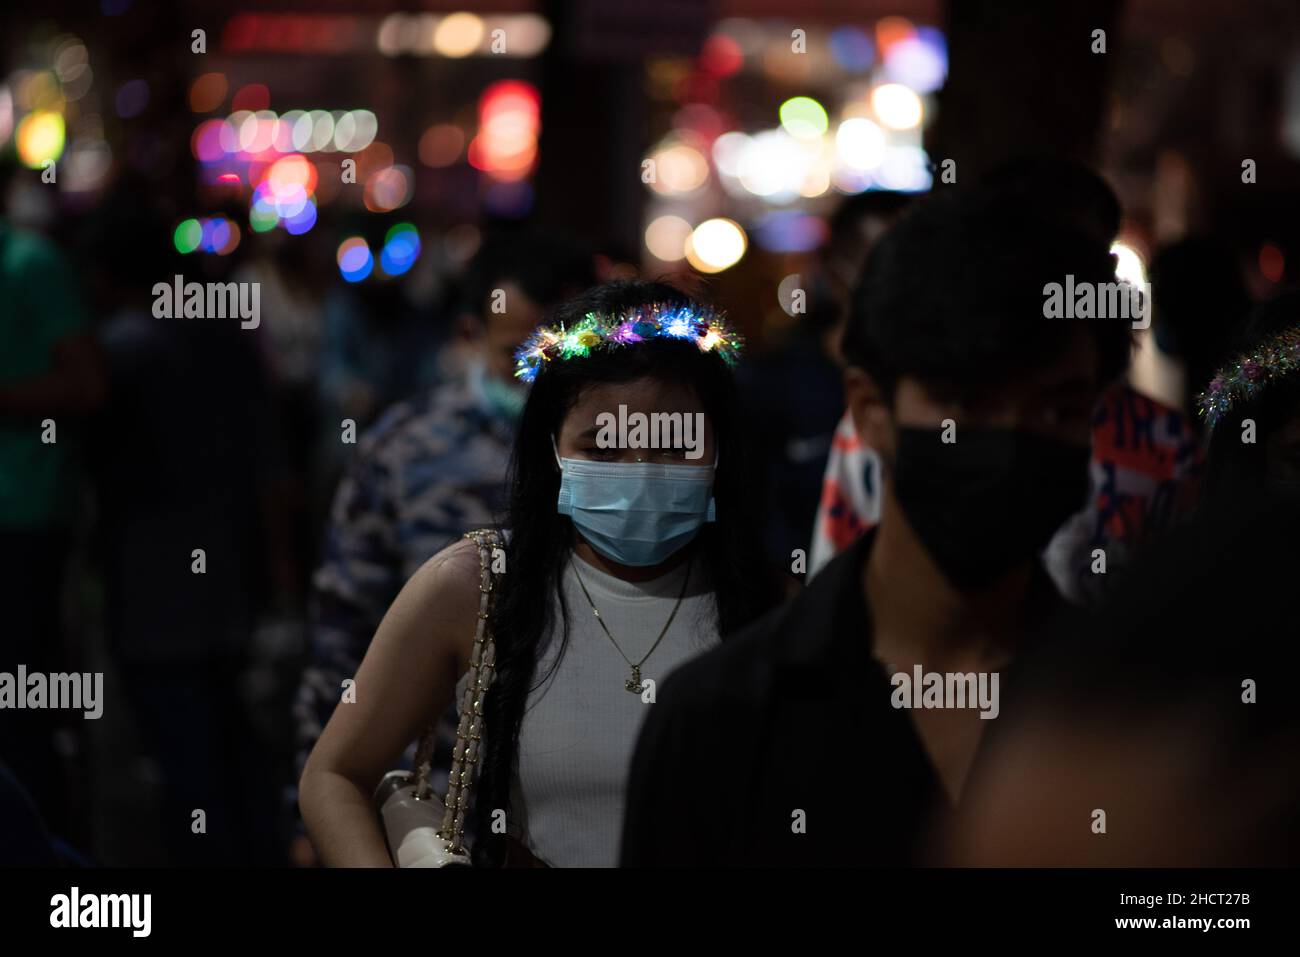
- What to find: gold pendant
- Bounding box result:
[625,665,642,693]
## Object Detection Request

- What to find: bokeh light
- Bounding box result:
[249,203,279,233]
[197,217,241,255]
[737,129,818,202]
[173,218,203,254]
[364,165,413,212]
[1259,243,1285,283]
[273,184,309,219]
[333,110,378,152]
[62,140,113,194]
[308,111,334,152]
[871,83,924,130]
[380,223,421,276]
[53,39,89,84]
[483,180,534,217]
[758,212,828,254]
[875,16,916,57]
[282,199,317,235]
[829,27,875,72]
[700,34,744,76]
[711,131,750,177]
[231,83,270,112]
[685,218,747,273]
[189,72,228,113]
[649,142,709,195]
[472,80,540,182]
[115,79,149,119]
[250,182,280,232]
[267,153,318,199]
[337,236,374,282]
[16,111,65,168]
[18,72,64,113]
[644,215,693,261]
[434,12,484,57]
[53,40,93,101]
[779,96,829,140]
[418,123,465,167]
[0,86,14,150]
[505,14,552,56]
[877,145,933,191]
[778,273,804,316]
[884,30,948,93]
[191,119,228,163]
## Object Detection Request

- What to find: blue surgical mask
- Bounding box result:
[553,438,717,567]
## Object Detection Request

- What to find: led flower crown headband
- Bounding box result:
[1198,325,1300,431]
[513,302,743,383]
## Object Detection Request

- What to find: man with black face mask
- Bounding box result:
[621,180,1133,866]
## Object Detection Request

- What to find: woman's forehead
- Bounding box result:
[566,378,704,419]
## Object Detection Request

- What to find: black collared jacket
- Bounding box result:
[620,530,1073,866]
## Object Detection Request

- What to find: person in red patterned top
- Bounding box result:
[808,382,1204,605]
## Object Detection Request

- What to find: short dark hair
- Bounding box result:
[980,155,1122,245]
[825,189,913,254]
[842,184,1132,403]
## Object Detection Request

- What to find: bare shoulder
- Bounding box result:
[387,535,493,670]
[419,535,486,588]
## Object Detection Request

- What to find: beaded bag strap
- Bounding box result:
[411,528,503,856]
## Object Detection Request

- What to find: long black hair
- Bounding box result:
[471,279,772,866]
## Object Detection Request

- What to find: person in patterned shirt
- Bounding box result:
[288,232,594,864]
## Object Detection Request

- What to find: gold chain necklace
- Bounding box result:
[569,554,693,693]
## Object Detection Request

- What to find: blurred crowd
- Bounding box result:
[2,142,1299,865]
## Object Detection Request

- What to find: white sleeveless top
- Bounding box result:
[495,550,719,867]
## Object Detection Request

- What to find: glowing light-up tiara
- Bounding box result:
[513,302,744,383]
[1198,325,1300,430]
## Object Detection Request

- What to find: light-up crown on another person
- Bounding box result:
[1198,325,1300,431]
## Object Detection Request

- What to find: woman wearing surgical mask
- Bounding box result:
[300,280,773,867]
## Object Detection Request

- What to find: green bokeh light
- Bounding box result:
[249,206,279,233]
[779,96,829,139]
[173,218,202,254]
[385,222,418,244]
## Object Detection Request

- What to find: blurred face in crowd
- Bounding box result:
[827,213,896,299]
[820,213,901,367]
[482,280,546,382]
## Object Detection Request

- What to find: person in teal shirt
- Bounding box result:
[0,214,105,835]
[0,218,104,524]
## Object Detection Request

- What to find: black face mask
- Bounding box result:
[891,426,1091,589]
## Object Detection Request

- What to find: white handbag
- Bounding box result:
[373,529,501,868]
